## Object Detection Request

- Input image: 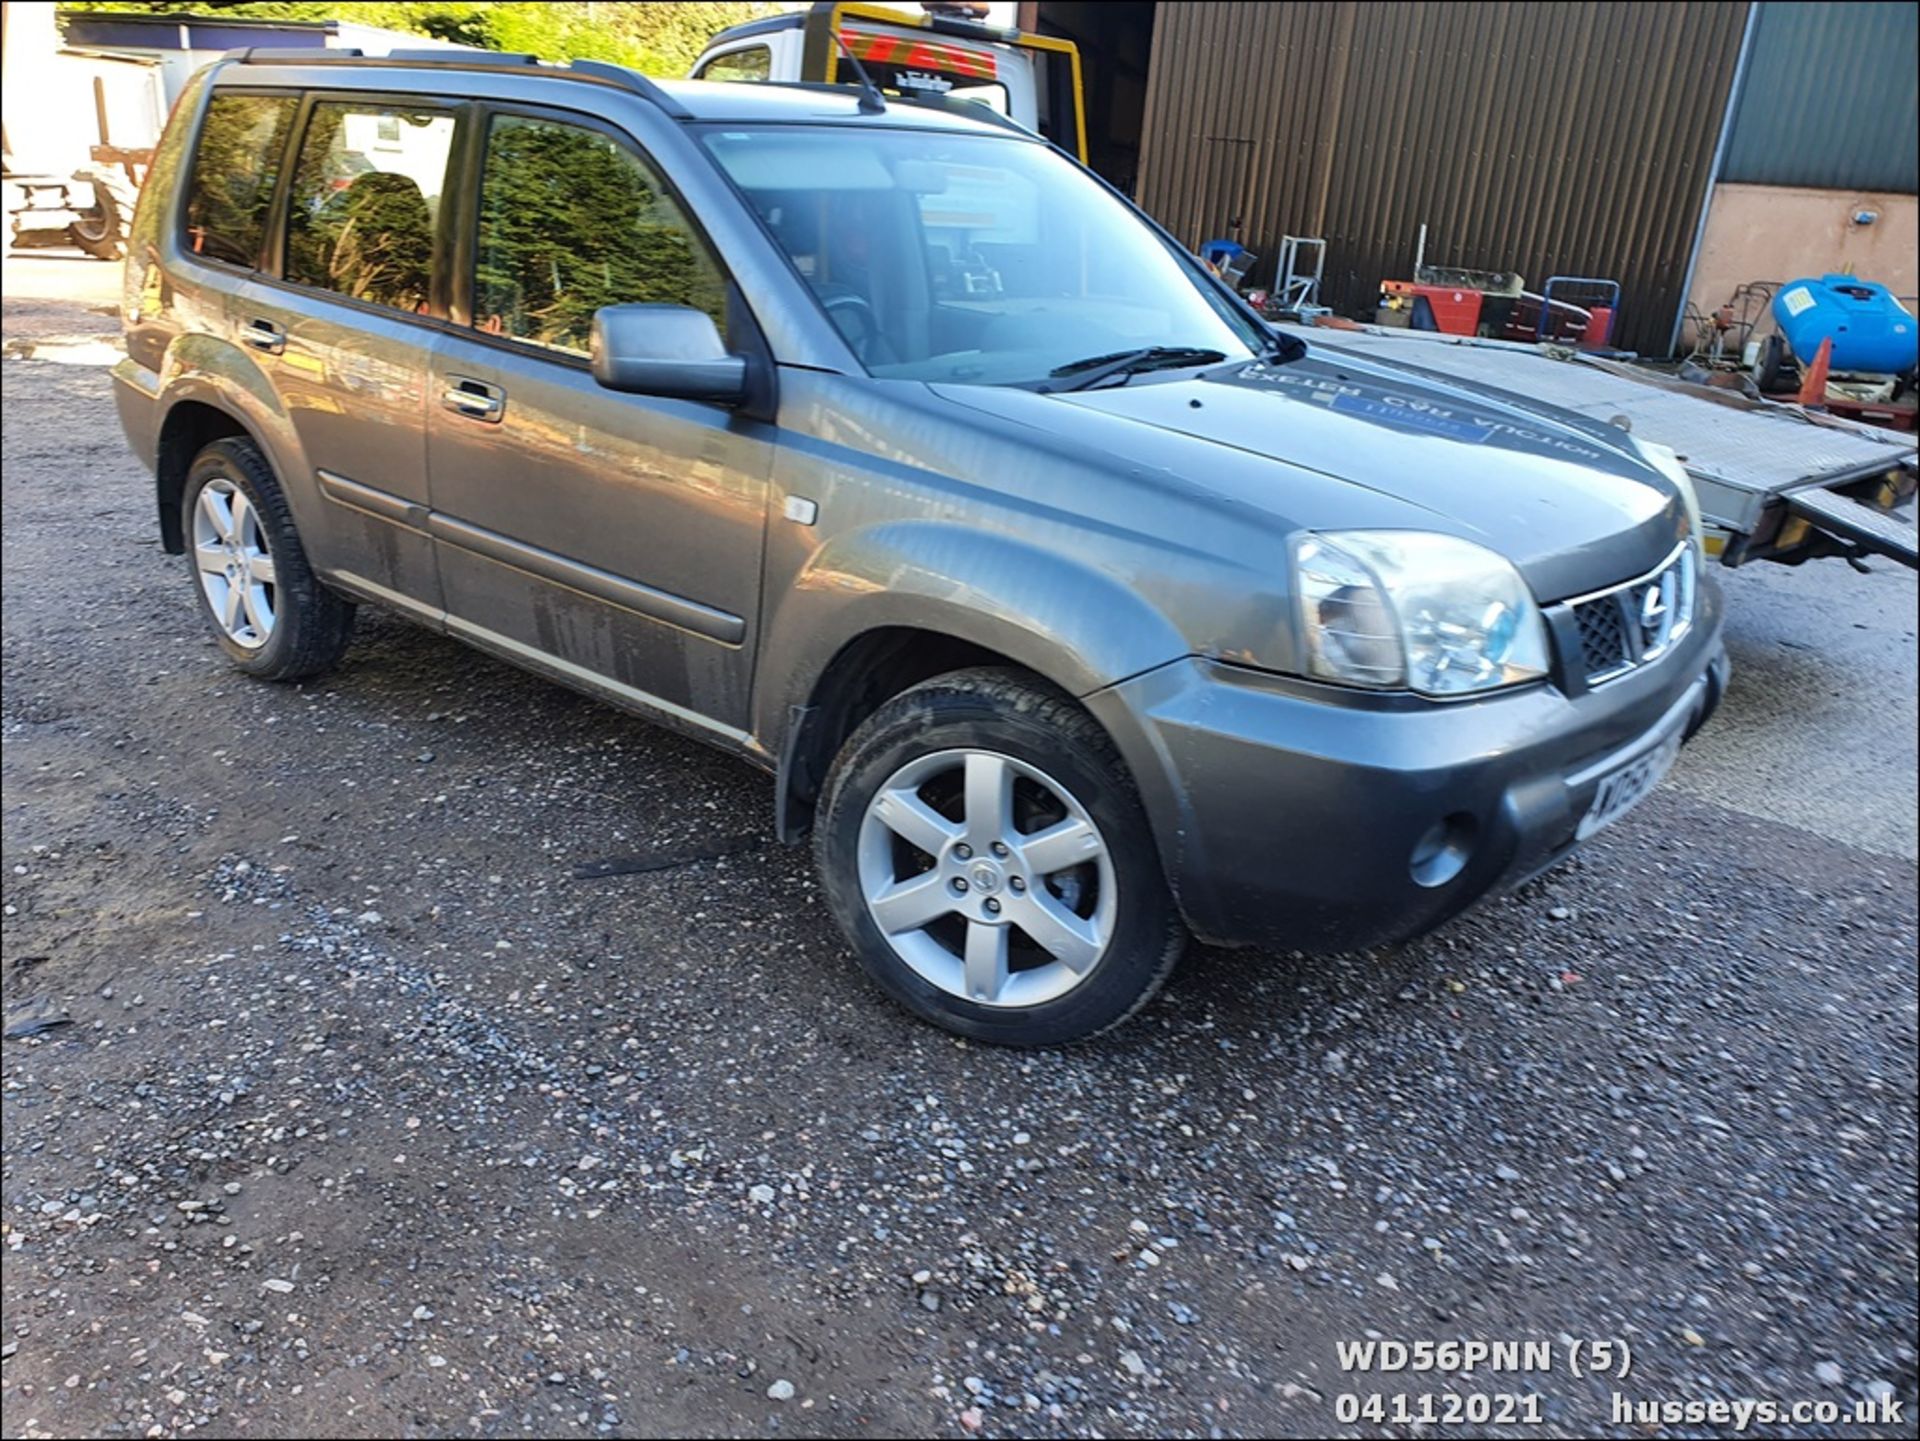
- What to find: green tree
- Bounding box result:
[181,92,296,263]
[62,2,785,76]
[475,115,725,351]
[591,2,793,75]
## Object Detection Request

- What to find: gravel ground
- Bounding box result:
[3,255,1916,1439]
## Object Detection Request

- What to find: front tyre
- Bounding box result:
[816,668,1185,1044]
[182,437,355,680]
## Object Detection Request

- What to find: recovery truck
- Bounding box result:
[690,1,1086,164]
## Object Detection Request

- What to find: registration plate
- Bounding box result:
[1576,729,1682,840]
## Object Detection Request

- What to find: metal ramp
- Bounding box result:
[1785,485,1919,565]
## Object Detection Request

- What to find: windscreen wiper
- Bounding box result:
[1038,346,1229,394]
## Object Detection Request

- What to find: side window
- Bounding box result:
[182,93,297,267]
[283,101,456,314]
[473,114,727,355]
[699,46,771,83]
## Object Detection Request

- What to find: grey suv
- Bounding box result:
[113,51,1728,1043]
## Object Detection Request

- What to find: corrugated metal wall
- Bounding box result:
[1722,1,1918,193]
[1137,1,1752,354]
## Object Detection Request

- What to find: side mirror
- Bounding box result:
[590,303,748,404]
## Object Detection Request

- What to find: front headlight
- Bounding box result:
[1632,438,1703,558]
[1292,530,1551,697]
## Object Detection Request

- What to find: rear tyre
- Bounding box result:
[816,667,1186,1045]
[181,437,354,681]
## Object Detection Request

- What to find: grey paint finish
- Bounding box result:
[1089,601,1726,947]
[423,327,771,725]
[754,366,1261,747]
[114,54,1727,955]
[316,469,425,528]
[422,513,748,646]
[942,355,1685,604]
[238,274,446,611]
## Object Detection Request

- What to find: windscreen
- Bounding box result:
[701,126,1263,386]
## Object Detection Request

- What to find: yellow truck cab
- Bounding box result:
[691,1,1086,164]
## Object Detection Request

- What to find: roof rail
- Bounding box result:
[222,46,365,63]
[386,49,542,68]
[221,47,543,70]
[217,47,692,118]
[566,59,692,119]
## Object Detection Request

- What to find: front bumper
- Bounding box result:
[1087,587,1729,952]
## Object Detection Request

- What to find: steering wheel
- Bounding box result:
[818,287,884,364]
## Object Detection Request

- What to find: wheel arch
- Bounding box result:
[763,522,1190,841]
[155,399,262,552]
[775,626,1037,841]
[151,355,300,553]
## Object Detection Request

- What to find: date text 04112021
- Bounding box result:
[1338,1340,1632,1378]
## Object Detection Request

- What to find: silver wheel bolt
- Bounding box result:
[984,898,1001,915]
[954,844,972,860]
[1009,876,1025,892]
[991,841,1009,857]
[952,877,969,893]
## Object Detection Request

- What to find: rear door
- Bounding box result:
[237,90,462,617]
[423,104,775,736]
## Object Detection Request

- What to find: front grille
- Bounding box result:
[1568,543,1696,687]
[1575,595,1633,682]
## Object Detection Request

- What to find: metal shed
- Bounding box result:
[1125,0,1753,356]
[1720,0,1919,193]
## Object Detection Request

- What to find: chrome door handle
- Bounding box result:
[441,378,504,421]
[241,317,284,354]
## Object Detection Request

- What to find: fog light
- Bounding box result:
[1410,813,1476,888]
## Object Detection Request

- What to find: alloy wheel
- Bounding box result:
[192,479,277,649]
[856,748,1116,1007]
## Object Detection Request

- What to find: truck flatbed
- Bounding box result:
[1284,325,1918,570]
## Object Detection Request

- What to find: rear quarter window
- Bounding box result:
[182,92,298,267]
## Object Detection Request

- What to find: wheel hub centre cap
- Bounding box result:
[967,860,1003,893]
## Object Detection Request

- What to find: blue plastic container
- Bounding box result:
[1772,274,1918,375]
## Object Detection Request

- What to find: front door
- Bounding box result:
[426,108,772,737]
